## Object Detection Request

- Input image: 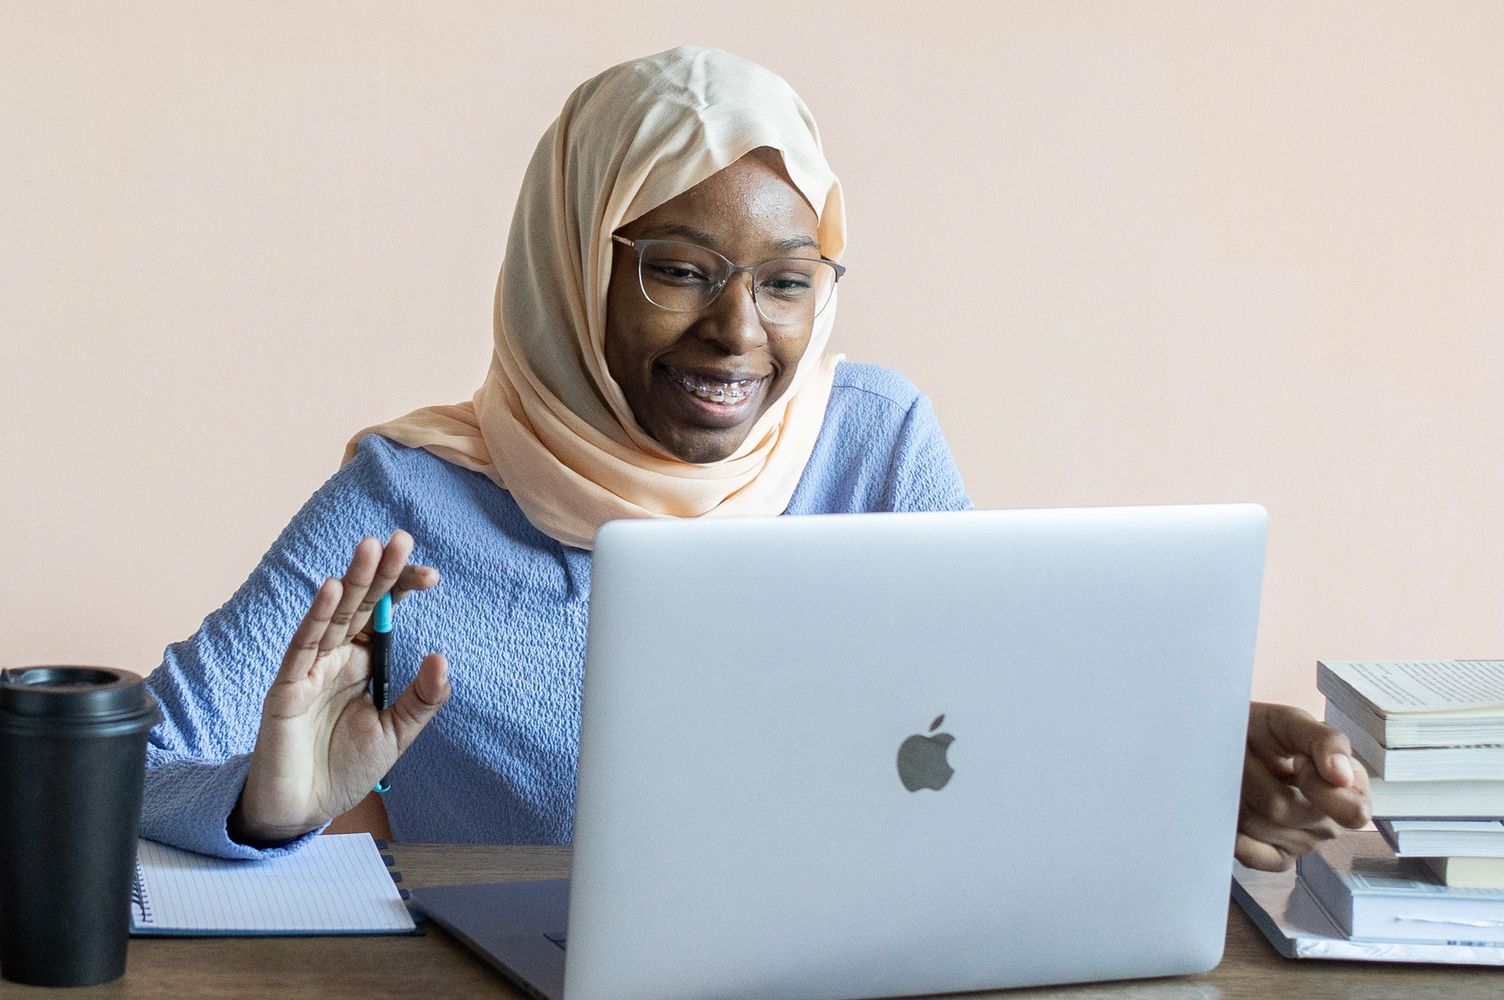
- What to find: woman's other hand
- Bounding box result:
[230,530,450,844]
[1235,701,1372,871]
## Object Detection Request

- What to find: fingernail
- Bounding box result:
[1330,753,1353,784]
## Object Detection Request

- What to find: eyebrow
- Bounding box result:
[636,223,820,256]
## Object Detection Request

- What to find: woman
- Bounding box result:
[142,48,1368,870]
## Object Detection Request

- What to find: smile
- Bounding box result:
[664,367,765,406]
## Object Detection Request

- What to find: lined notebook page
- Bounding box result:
[132,833,415,935]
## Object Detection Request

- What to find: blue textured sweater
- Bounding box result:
[142,363,972,858]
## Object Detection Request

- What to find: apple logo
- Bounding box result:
[896,714,956,791]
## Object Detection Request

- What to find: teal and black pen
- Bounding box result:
[371,592,393,794]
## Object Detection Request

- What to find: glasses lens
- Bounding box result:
[753,258,838,324]
[636,242,727,312]
[633,241,840,324]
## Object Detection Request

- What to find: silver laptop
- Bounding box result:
[413,504,1267,999]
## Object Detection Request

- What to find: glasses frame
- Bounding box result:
[611,235,846,324]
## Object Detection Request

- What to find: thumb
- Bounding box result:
[385,653,451,753]
[1257,702,1356,788]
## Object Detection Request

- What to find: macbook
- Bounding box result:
[413,504,1268,999]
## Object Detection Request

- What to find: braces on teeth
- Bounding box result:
[674,372,757,403]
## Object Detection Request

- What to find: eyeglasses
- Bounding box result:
[611,235,845,325]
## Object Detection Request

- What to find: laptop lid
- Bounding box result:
[555,504,1266,999]
[413,504,1267,998]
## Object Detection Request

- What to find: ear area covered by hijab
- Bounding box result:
[342,47,846,550]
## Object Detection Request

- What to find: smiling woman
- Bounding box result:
[605,149,837,463]
[336,50,851,551]
[133,46,1369,873]
[142,47,973,859]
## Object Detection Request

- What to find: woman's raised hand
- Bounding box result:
[230,530,450,845]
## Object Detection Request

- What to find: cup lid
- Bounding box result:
[0,666,157,724]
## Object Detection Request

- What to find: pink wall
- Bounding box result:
[4,2,1502,715]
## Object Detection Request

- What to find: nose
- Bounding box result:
[695,271,768,355]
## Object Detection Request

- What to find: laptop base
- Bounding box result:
[413,879,569,1000]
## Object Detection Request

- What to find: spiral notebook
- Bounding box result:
[130,833,415,936]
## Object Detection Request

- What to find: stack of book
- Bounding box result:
[1232,659,1504,963]
[1288,659,1504,958]
[1318,659,1504,876]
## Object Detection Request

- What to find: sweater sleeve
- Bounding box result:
[141,436,409,858]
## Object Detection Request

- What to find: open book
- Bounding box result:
[1325,702,1504,781]
[131,833,415,936]
[1316,660,1504,747]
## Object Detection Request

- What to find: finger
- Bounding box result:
[1293,755,1372,829]
[339,530,416,645]
[1236,810,1342,870]
[389,564,440,606]
[347,565,440,650]
[1235,832,1299,872]
[318,537,384,655]
[384,653,451,753]
[1309,728,1360,789]
[1253,702,1360,789]
[1243,704,1297,775]
[1241,751,1331,831]
[278,577,343,683]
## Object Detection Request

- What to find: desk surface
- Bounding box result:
[1,844,1499,999]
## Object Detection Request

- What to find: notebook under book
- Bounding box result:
[1296,831,1504,946]
[131,833,414,936]
[414,505,1269,1000]
[1232,861,1504,965]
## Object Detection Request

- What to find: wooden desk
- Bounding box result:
[1,844,1498,999]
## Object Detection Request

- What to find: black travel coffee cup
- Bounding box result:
[0,666,161,987]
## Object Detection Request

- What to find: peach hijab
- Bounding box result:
[342,47,845,550]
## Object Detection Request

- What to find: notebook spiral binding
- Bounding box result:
[374,840,418,914]
[131,857,154,926]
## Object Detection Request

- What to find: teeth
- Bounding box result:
[672,371,759,404]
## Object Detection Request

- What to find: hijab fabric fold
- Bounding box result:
[343,47,845,549]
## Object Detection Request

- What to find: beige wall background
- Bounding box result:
[3,2,1501,716]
